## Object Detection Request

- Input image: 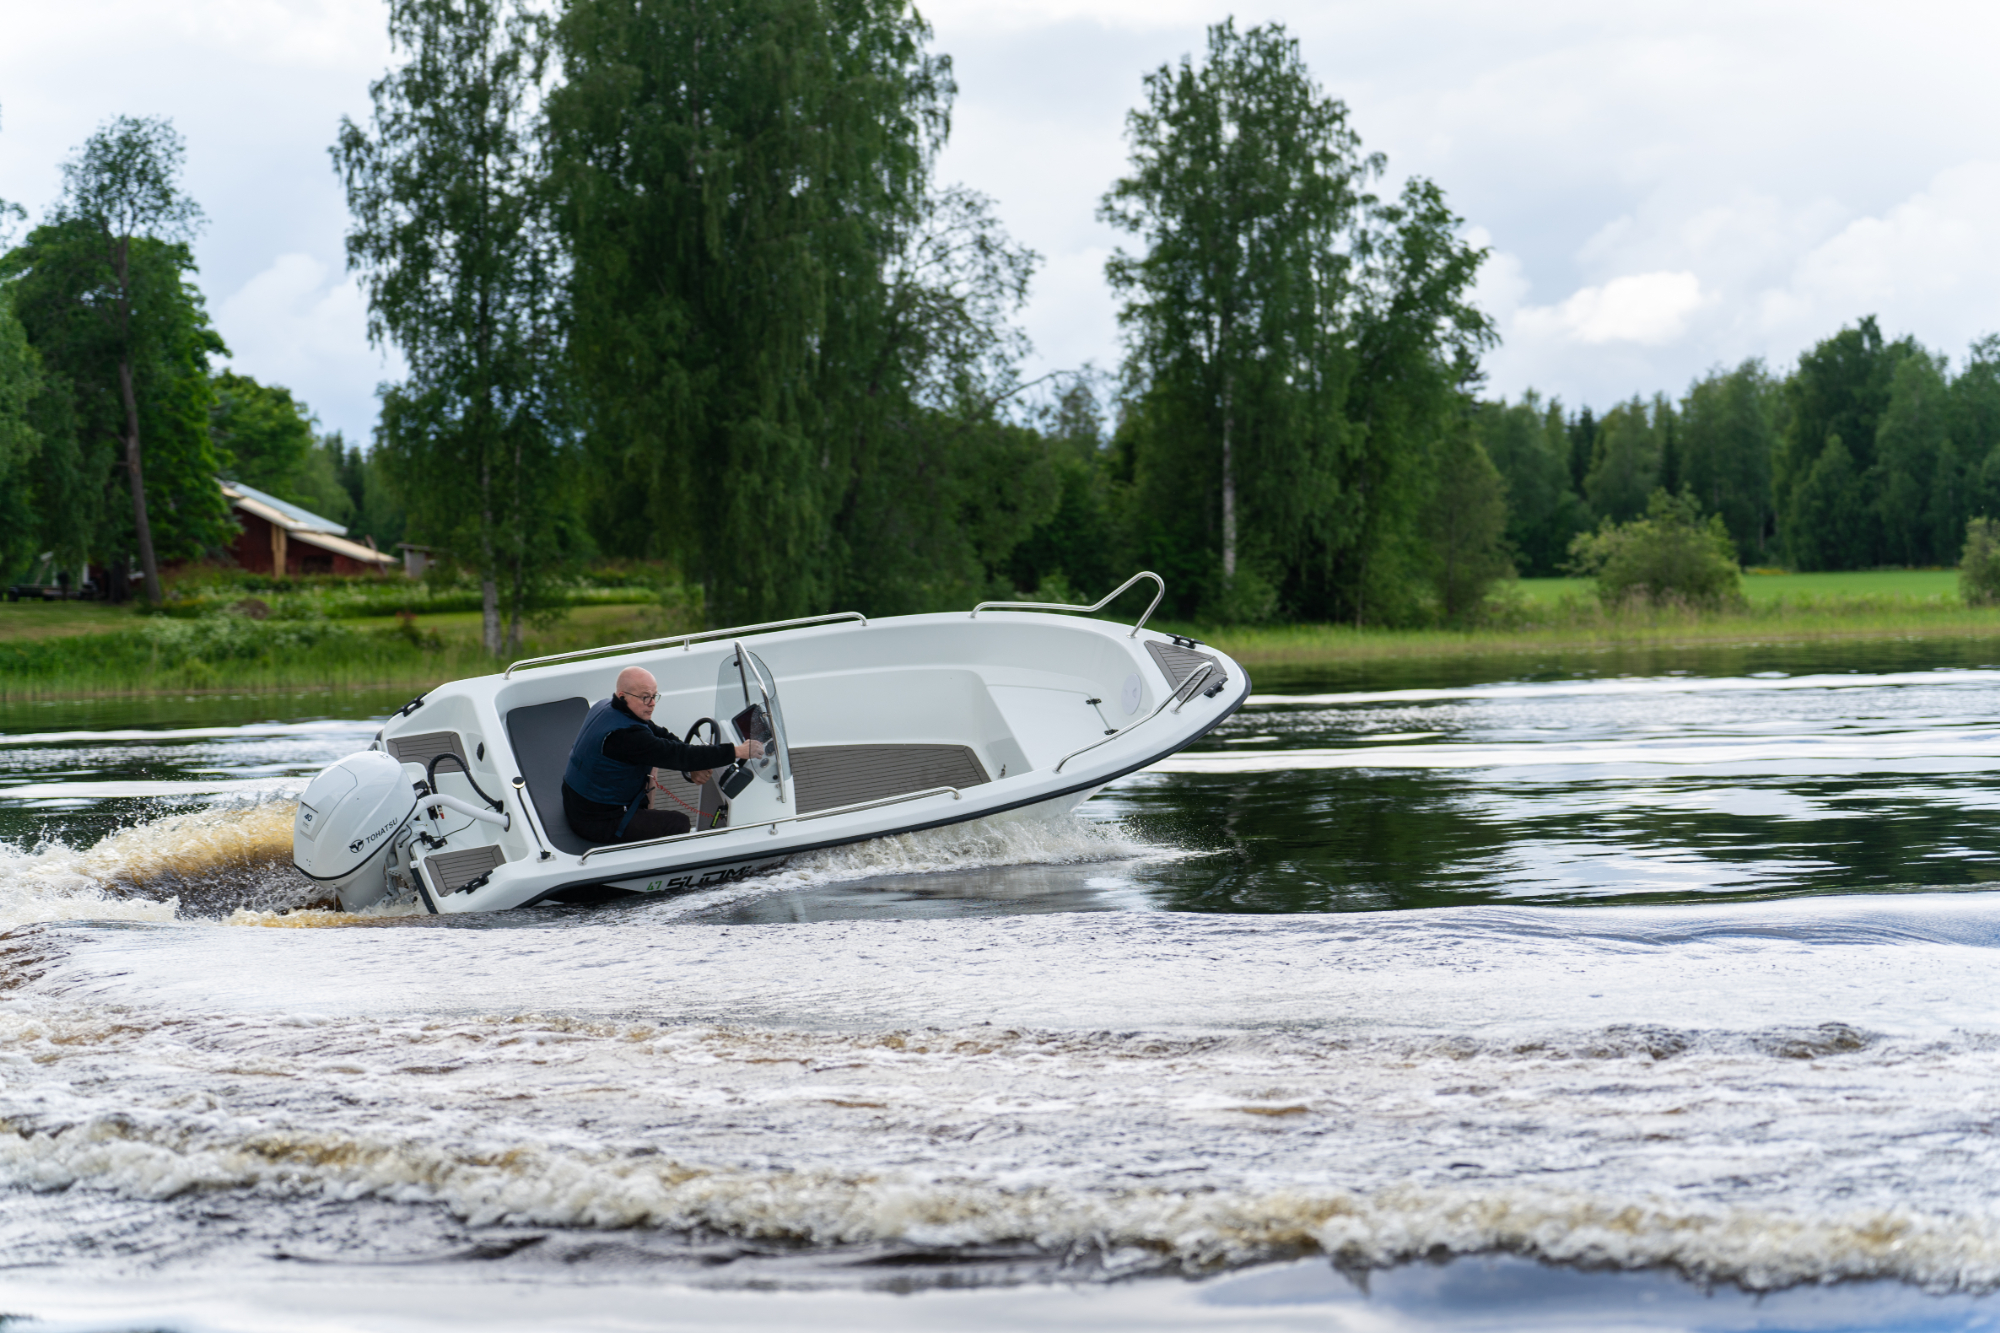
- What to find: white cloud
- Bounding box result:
[214,253,399,442]
[1516,271,1708,347]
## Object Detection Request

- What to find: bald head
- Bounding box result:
[614,667,658,722]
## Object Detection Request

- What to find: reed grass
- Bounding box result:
[1192,592,2000,666]
[8,571,2000,698]
[0,601,696,699]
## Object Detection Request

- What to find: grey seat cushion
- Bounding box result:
[504,697,592,856]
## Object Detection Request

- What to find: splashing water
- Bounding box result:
[0,799,319,926]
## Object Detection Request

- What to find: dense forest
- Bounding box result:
[1,1,1994,647]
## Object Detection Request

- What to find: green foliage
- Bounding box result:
[1786,435,1869,571]
[1007,383,1124,604]
[1873,351,1959,567]
[1101,19,1492,625]
[313,431,405,550]
[2,219,234,583]
[1775,316,1923,568]
[1584,396,1669,524]
[0,615,448,694]
[551,0,948,625]
[0,287,43,577]
[1568,489,1745,610]
[1474,391,1588,577]
[42,115,219,602]
[1314,177,1494,625]
[147,568,661,621]
[337,0,579,654]
[1101,19,1369,611]
[1959,516,2000,607]
[211,370,316,499]
[1678,360,1777,563]
[1422,429,1513,623]
[837,412,1062,615]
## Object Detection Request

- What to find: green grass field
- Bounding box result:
[1517,569,1963,605]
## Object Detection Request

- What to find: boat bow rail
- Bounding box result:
[969,571,1165,637]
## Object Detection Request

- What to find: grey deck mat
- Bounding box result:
[425,843,505,894]
[788,744,989,814]
[386,729,464,768]
[503,697,592,856]
[1145,639,1226,693]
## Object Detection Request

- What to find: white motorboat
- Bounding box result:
[291,573,1248,915]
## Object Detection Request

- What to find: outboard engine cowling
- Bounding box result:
[294,751,419,910]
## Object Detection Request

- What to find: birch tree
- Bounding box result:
[335,0,571,654]
[1101,20,1370,612]
[549,0,949,623]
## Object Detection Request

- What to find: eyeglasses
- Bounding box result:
[623,692,658,704]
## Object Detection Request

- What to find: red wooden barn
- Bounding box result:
[221,481,399,577]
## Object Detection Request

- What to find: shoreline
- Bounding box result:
[3,605,1999,701]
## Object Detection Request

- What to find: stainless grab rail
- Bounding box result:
[503,612,868,678]
[1054,662,1217,774]
[509,774,554,861]
[576,785,964,863]
[969,571,1165,638]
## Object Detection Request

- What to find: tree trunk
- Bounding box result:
[481,578,501,655]
[505,555,524,656]
[118,359,164,604]
[111,233,163,606]
[1220,367,1237,584]
[479,448,501,654]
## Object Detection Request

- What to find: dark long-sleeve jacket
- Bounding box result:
[562,696,736,832]
[598,696,736,773]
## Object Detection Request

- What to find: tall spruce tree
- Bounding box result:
[1676,361,1777,563]
[1475,391,1587,577]
[1776,316,1922,569]
[336,0,574,654]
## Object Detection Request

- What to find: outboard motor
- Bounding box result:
[296,750,515,911]
[293,751,420,911]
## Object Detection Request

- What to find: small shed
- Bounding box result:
[220,481,399,576]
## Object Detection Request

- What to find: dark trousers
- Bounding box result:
[563,783,691,844]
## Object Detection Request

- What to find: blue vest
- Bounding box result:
[562,698,651,824]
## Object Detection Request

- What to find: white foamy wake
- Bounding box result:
[8,1004,2000,1293]
[631,810,1162,921]
[782,810,1153,886]
[0,799,314,926]
[5,1117,1992,1291]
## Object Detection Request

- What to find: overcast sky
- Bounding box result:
[6,0,1998,444]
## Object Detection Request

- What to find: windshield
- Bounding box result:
[715,645,791,797]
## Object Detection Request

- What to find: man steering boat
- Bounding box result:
[560,666,765,844]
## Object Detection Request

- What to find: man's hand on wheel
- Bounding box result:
[689,769,713,785]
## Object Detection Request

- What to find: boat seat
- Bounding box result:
[789,744,989,814]
[503,696,593,856]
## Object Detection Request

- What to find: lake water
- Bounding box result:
[10,642,2000,1331]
